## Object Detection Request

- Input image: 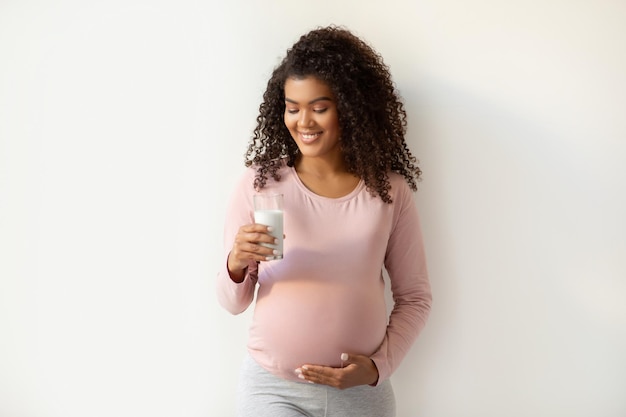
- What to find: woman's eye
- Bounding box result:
[313,108,327,114]
[286,109,298,114]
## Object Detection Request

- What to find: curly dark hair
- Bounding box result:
[245,25,421,203]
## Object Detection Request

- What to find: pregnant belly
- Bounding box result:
[248,281,388,381]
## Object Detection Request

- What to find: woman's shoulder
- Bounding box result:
[385,171,418,206]
[387,171,412,192]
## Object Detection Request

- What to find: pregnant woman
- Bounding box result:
[217,25,432,417]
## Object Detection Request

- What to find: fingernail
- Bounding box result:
[298,374,306,380]
[267,226,274,232]
[273,239,279,244]
[272,249,279,255]
[294,368,302,375]
[341,353,348,361]
[302,366,309,370]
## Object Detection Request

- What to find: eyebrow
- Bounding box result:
[284,96,333,104]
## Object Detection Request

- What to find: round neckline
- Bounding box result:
[289,166,364,203]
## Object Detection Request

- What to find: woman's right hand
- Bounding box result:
[227,224,279,281]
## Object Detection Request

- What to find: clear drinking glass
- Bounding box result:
[253,194,284,260]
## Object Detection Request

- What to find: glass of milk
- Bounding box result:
[253,193,284,260]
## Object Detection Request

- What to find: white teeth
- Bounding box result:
[301,133,320,139]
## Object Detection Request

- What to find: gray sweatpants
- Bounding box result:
[236,355,396,417]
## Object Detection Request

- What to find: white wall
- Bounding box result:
[1,1,624,416]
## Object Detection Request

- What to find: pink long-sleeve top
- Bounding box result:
[216,163,431,384]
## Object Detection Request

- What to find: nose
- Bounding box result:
[297,110,314,127]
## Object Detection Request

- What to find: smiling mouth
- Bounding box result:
[299,132,322,143]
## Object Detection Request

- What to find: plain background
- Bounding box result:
[1,0,625,416]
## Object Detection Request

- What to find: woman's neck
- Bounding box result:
[294,154,360,198]
[295,153,348,179]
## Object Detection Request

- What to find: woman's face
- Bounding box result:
[283,76,341,163]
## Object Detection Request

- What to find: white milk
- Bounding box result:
[254,209,284,259]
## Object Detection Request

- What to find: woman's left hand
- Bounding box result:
[294,353,379,389]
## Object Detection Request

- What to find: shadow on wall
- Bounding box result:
[391,78,625,415]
